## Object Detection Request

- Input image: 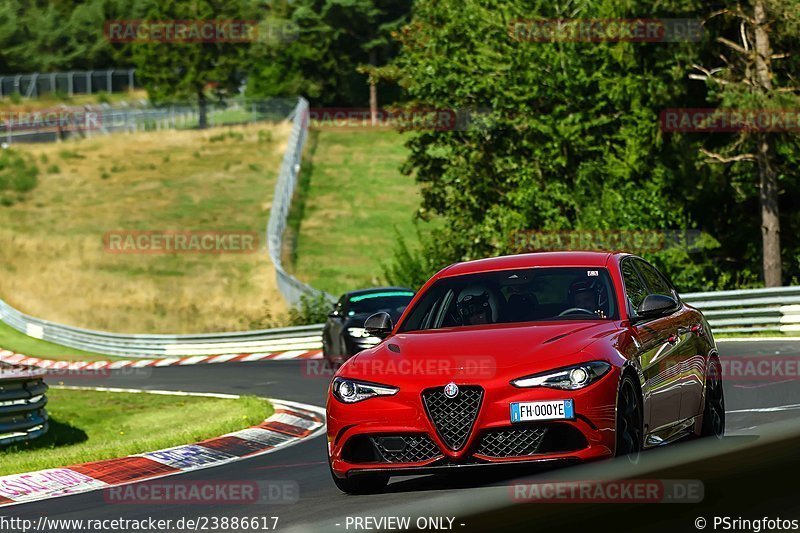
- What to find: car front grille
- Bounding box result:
[422,385,483,451]
[475,425,549,457]
[370,435,441,463]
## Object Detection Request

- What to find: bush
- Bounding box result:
[382,224,450,290]
[0,148,40,205]
[286,293,332,325]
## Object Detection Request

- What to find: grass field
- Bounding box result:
[0,388,272,476]
[287,128,432,295]
[0,123,290,334]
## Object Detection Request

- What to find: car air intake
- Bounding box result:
[422,386,483,451]
[475,425,549,457]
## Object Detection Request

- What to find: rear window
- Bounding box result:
[398,267,618,332]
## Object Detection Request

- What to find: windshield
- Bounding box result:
[347,291,415,317]
[398,267,618,332]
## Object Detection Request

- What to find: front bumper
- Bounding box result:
[327,369,619,478]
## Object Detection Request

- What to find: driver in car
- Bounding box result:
[456,286,496,325]
[567,278,607,318]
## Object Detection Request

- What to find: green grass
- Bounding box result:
[0,388,272,475]
[0,123,290,333]
[0,321,123,362]
[288,128,433,295]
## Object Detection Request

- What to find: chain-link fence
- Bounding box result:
[0,69,136,98]
[266,97,335,308]
[0,98,298,144]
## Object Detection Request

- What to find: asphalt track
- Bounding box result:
[6,340,800,532]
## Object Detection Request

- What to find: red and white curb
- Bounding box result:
[0,348,322,372]
[0,389,325,508]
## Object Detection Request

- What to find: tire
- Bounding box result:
[700,358,725,438]
[615,373,643,462]
[330,467,389,494]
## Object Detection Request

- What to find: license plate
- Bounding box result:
[510,400,574,423]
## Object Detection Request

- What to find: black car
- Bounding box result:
[322,287,415,364]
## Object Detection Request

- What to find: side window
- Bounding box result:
[635,260,674,298]
[621,260,648,310]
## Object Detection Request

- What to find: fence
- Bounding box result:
[0,298,321,358]
[266,97,335,308]
[682,286,800,334]
[0,365,48,446]
[1,98,297,145]
[0,69,136,98]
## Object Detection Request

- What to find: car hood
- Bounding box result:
[342,321,622,384]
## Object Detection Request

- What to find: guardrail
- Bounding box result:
[266,97,335,308]
[0,365,48,446]
[0,298,322,357]
[682,286,800,334]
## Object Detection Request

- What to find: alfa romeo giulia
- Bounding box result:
[326,251,724,493]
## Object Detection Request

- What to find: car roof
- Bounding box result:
[439,251,625,278]
[344,286,415,298]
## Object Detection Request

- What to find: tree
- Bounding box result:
[247,0,410,107]
[385,0,729,289]
[130,0,257,128]
[690,0,800,286]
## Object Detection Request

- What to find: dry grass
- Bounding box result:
[0,123,290,333]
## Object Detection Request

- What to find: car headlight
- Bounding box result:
[347,327,370,338]
[511,361,611,390]
[332,377,399,403]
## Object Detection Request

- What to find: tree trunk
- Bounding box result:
[753,0,782,286]
[198,90,208,130]
[369,49,378,126]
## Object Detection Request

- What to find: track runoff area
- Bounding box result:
[0,340,800,533]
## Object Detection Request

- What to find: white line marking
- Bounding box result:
[717,337,800,343]
[727,403,800,414]
[52,386,242,399]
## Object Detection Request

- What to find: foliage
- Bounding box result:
[385,0,799,292]
[247,0,411,106]
[286,292,334,325]
[0,148,39,205]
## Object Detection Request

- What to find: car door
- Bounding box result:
[621,258,683,434]
[633,258,703,427]
[635,260,706,422]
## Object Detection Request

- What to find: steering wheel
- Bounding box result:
[558,307,597,317]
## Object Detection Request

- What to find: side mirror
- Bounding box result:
[364,312,393,339]
[635,294,677,320]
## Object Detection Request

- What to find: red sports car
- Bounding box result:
[326,251,724,493]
